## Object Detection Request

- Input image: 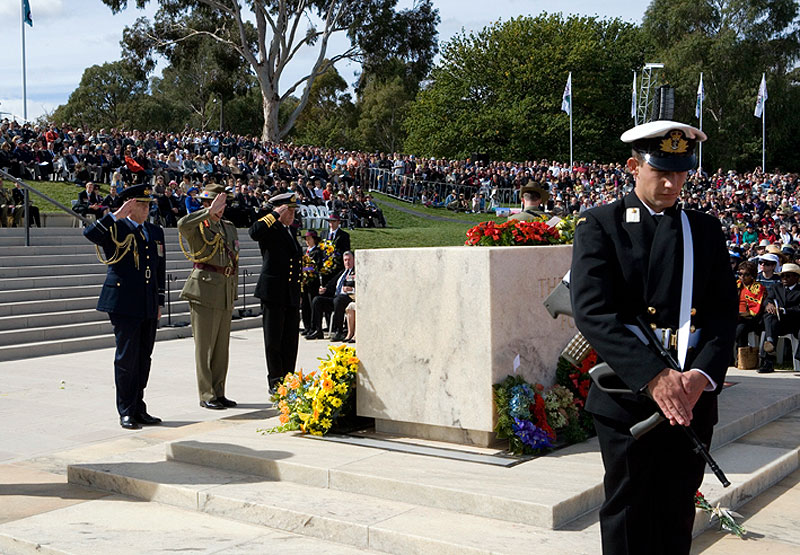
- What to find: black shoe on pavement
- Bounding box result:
[330,333,347,342]
[306,331,324,340]
[200,400,226,410]
[135,412,162,425]
[120,415,141,430]
[217,396,237,408]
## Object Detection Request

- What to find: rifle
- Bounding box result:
[589,317,730,488]
[545,279,730,487]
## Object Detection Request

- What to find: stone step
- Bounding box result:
[0,243,263,257]
[68,446,596,555]
[0,314,262,361]
[0,254,264,274]
[0,495,374,555]
[0,263,263,291]
[0,292,259,331]
[0,282,258,317]
[0,257,264,278]
[66,408,800,554]
[159,372,800,530]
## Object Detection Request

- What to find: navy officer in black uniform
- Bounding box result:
[249,192,303,393]
[84,184,166,430]
[570,120,736,554]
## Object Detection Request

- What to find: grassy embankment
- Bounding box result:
[18,181,504,249]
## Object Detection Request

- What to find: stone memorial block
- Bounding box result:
[356,245,574,446]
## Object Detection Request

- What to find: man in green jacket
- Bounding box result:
[178,183,240,410]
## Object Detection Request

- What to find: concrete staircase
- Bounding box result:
[39,371,800,554]
[0,227,263,361]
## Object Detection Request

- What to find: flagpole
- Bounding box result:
[698,72,703,172]
[633,71,638,126]
[569,72,573,168]
[21,0,28,121]
[762,96,766,171]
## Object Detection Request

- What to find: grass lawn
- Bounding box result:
[17,179,503,250]
[14,179,109,213]
[347,192,504,250]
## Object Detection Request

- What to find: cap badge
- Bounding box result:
[660,130,689,154]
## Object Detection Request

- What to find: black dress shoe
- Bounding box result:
[757,367,774,374]
[135,412,162,425]
[217,396,237,408]
[306,331,324,340]
[200,400,226,410]
[120,415,141,430]
[300,330,308,336]
[330,333,347,342]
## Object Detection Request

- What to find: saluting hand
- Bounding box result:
[209,193,226,220]
[113,199,138,220]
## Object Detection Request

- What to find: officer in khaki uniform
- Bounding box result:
[508,181,548,221]
[178,183,240,410]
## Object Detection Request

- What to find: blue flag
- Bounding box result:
[23,0,33,27]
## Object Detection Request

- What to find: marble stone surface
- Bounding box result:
[356,245,574,444]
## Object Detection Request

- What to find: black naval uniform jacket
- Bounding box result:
[84,213,166,318]
[570,193,737,427]
[249,211,303,307]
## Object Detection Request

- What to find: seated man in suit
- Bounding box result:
[306,251,355,342]
[760,263,800,373]
[75,182,106,219]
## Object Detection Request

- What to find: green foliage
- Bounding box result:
[290,64,359,148]
[51,61,148,129]
[404,14,645,162]
[642,0,800,171]
[357,76,414,152]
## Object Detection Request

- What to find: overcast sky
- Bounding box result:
[0,0,651,122]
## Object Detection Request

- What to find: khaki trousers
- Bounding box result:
[189,302,232,402]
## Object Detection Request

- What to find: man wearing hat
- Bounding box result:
[570,120,736,554]
[759,263,800,373]
[249,192,303,393]
[178,184,240,410]
[756,253,781,294]
[83,184,166,430]
[508,181,548,221]
[323,213,351,255]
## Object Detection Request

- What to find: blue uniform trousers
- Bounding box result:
[109,313,158,417]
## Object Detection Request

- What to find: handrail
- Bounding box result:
[0,168,91,247]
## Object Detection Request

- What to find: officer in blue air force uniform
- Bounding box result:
[83,184,166,430]
[570,121,737,555]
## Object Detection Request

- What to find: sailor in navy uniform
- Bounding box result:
[84,184,166,430]
[570,121,737,554]
[249,192,303,393]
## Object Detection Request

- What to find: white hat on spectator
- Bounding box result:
[759,254,780,265]
[759,239,771,247]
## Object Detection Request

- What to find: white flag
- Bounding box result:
[695,74,705,119]
[631,72,637,119]
[561,73,572,116]
[754,74,768,118]
[512,354,521,374]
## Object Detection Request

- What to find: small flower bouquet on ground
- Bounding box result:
[263,344,359,436]
[695,490,746,538]
[494,375,555,454]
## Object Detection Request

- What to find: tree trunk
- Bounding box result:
[262,93,280,142]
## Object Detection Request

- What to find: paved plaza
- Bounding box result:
[1,330,799,553]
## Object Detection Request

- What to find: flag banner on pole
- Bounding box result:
[695,74,705,119]
[631,72,637,119]
[754,74,768,118]
[23,0,33,27]
[561,73,572,116]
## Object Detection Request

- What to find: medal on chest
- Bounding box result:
[625,207,641,223]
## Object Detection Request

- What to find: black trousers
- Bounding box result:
[593,413,712,555]
[735,316,762,347]
[261,302,300,388]
[300,287,318,332]
[109,314,158,418]
[311,294,349,335]
[763,312,800,345]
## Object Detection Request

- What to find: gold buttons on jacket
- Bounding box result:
[648,307,656,315]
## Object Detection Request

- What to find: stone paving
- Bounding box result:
[1,329,799,553]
